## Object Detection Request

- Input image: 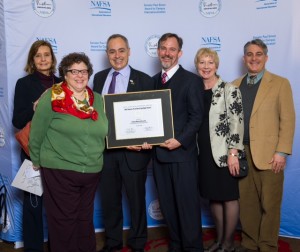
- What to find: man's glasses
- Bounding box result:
[67,69,89,75]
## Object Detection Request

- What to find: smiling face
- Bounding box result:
[157,37,182,71]
[65,62,89,94]
[196,55,218,81]
[243,44,268,74]
[33,45,53,75]
[106,37,130,71]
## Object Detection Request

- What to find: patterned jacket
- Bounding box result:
[209,78,244,167]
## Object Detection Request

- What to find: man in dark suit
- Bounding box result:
[93,34,154,252]
[152,33,204,251]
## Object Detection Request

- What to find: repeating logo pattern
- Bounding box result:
[201,36,221,52]
[145,35,160,57]
[199,0,221,18]
[90,41,107,52]
[148,199,164,220]
[36,37,58,54]
[253,34,276,46]
[144,3,166,14]
[256,0,278,10]
[90,1,112,16]
[32,0,55,18]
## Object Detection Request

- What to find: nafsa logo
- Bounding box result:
[32,0,55,18]
[90,1,112,16]
[148,199,164,220]
[199,0,221,18]
[145,35,160,57]
[36,37,58,53]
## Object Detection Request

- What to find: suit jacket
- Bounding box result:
[209,79,244,167]
[12,73,61,129]
[153,65,204,163]
[93,66,154,170]
[232,70,295,170]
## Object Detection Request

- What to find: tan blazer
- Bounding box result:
[232,70,295,170]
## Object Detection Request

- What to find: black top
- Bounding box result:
[239,76,261,144]
[12,71,60,159]
[198,89,239,201]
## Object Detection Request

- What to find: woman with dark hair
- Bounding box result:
[12,40,60,252]
[29,52,108,252]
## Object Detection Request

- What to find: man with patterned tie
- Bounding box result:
[152,33,205,251]
[232,39,295,252]
[93,34,154,252]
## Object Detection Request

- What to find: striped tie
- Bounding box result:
[161,72,168,84]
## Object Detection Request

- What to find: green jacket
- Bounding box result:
[29,90,108,173]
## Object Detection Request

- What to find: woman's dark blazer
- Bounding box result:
[12,72,60,159]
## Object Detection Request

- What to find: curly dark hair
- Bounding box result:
[58,52,93,81]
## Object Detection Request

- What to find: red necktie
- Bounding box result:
[108,71,119,94]
[161,72,168,84]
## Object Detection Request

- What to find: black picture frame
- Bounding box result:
[103,89,174,149]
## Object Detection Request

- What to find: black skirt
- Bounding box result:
[198,89,239,201]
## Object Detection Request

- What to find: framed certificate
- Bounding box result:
[103,89,174,149]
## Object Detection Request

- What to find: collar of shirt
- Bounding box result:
[102,65,130,94]
[247,69,265,85]
[162,64,180,81]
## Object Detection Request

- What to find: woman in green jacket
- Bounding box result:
[29,52,108,252]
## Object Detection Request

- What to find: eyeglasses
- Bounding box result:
[67,69,89,75]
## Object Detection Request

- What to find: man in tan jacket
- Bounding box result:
[232,39,295,252]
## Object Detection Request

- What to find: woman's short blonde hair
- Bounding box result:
[194,47,220,69]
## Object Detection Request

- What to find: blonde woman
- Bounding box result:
[195,48,244,252]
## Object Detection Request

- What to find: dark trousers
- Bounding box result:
[41,168,100,252]
[153,157,203,252]
[21,151,44,252]
[100,150,147,250]
[23,192,44,252]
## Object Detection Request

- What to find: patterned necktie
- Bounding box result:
[161,72,168,84]
[108,71,119,94]
[248,75,256,86]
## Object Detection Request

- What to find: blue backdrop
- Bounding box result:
[0,0,299,247]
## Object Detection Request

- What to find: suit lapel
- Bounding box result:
[251,71,272,117]
[166,65,183,91]
[126,67,139,92]
[233,76,245,88]
[101,69,111,93]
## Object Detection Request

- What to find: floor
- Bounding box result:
[0,227,299,251]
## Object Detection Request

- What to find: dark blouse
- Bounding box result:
[12,71,60,159]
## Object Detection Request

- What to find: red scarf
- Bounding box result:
[51,82,98,121]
